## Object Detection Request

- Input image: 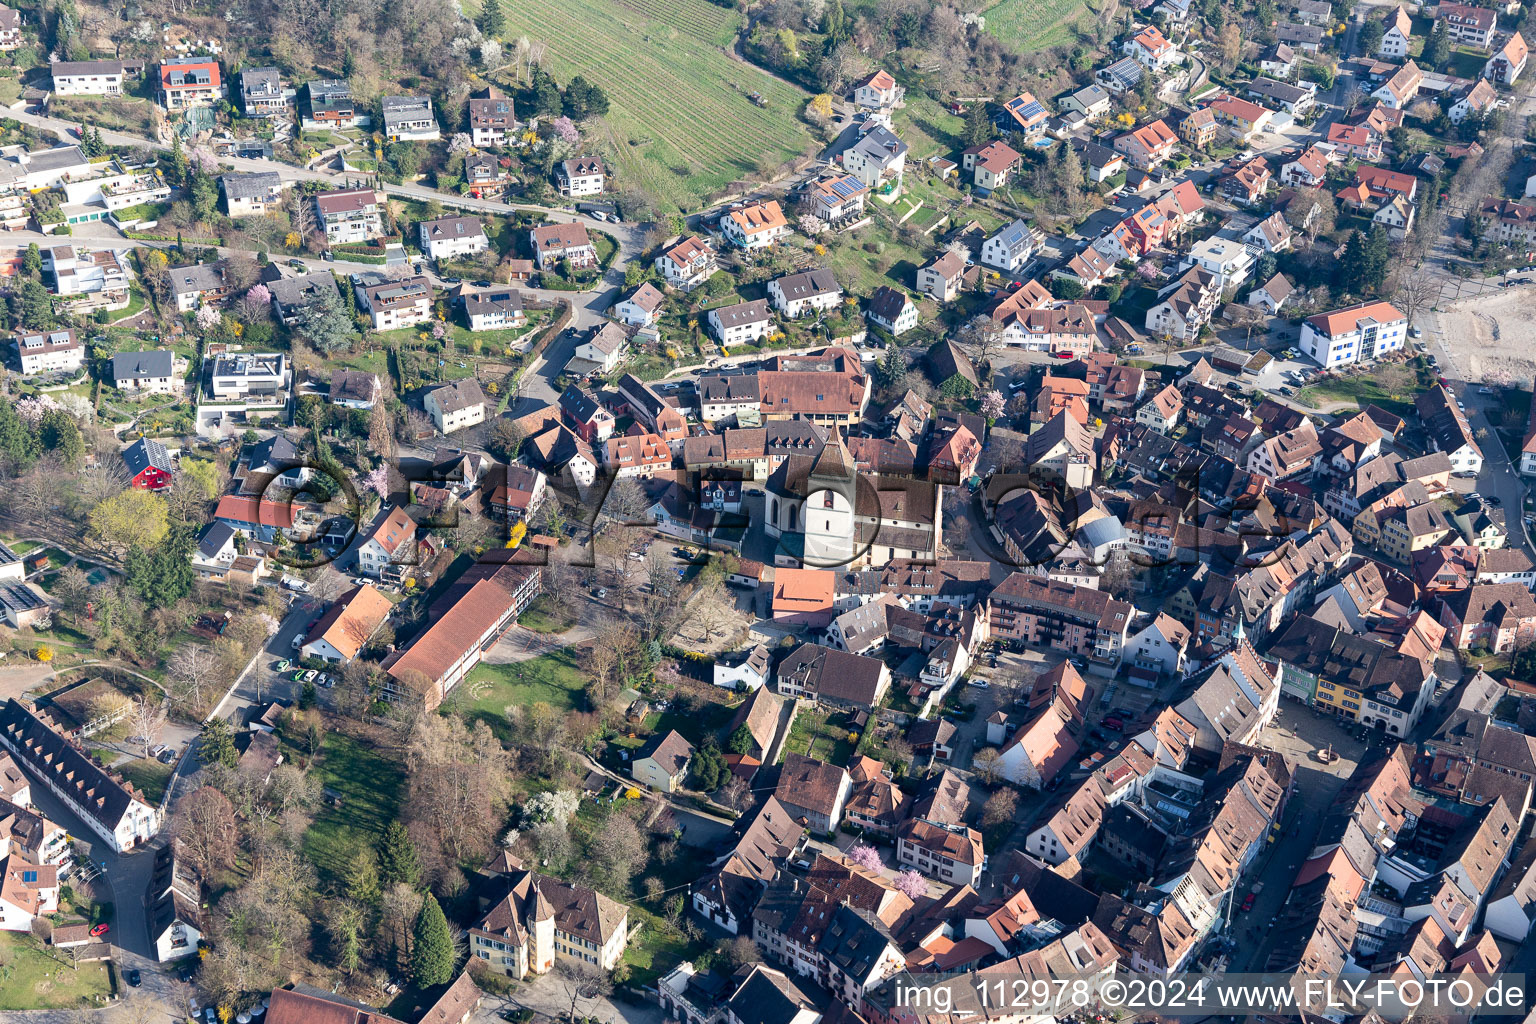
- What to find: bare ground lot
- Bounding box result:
[1440,286,1536,385]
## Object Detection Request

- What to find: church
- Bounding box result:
[764,430,942,569]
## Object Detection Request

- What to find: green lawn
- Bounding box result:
[118,758,173,804]
[517,594,578,634]
[0,930,113,1011]
[782,708,857,764]
[480,0,815,214]
[107,285,148,322]
[1296,364,1430,416]
[301,731,407,886]
[463,648,590,723]
[983,0,1093,53]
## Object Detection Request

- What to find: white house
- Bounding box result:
[981,219,1036,274]
[654,237,717,290]
[708,299,773,345]
[615,283,665,327]
[1124,613,1191,681]
[356,506,416,581]
[14,329,83,376]
[424,378,488,435]
[51,60,127,96]
[556,156,606,197]
[768,268,842,318]
[713,644,772,691]
[0,699,159,853]
[418,216,489,260]
[1484,846,1536,941]
[1380,5,1414,58]
[573,322,629,373]
[1299,300,1408,368]
[866,286,918,336]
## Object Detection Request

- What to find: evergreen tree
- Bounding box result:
[411,894,456,986]
[12,279,55,330]
[170,135,189,188]
[1364,225,1391,292]
[201,717,238,770]
[820,0,848,44]
[37,408,83,465]
[962,101,992,148]
[21,243,40,278]
[531,69,562,117]
[1341,230,1368,293]
[377,820,421,888]
[344,844,381,905]
[1425,21,1450,69]
[726,723,755,755]
[0,402,38,467]
[342,49,358,79]
[479,0,505,37]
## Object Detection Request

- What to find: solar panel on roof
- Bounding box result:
[829,178,863,199]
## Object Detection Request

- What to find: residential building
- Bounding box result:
[468,89,516,147]
[1381,5,1414,57]
[123,437,173,491]
[981,219,1037,273]
[866,286,917,336]
[1437,2,1497,49]
[916,251,966,303]
[1477,197,1536,247]
[721,200,790,249]
[1123,23,1181,69]
[1417,384,1484,475]
[51,60,127,96]
[769,268,842,318]
[1060,83,1113,121]
[1244,211,1292,252]
[1373,60,1425,108]
[1281,145,1332,186]
[1245,76,1317,114]
[1451,79,1500,123]
[314,188,383,245]
[1145,265,1220,341]
[1248,273,1295,314]
[418,216,489,260]
[329,368,380,410]
[853,68,904,109]
[470,867,629,977]
[707,299,773,345]
[239,66,285,116]
[110,350,177,393]
[269,272,339,325]
[306,80,362,128]
[556,156,606,197]
[357,506,417,581]
[301,585,392,664]
[774,754,852,834]
[1486,31,1529,83]
[655,236,717,290]
[962,140,1022,190]
[219,172,286,216]
[355,275,433,331]
[1437,583,1536,651]
[1136,384,1184,433]
[997,91,1050,136]
[1113,119,1179,169]
[989,573,1134,672]
[632,731,694,793]
[1300,300,1408,368]
[381,95,439,141]
[1207,94,1273,139]
[530,222,597,270]
[775,641,891,711]
[1097,57,1146,94]
[158,57,222,109]
[1180,107,1219,148]
[615,284,664,328]
[168,261,228,312]
[14,328,82,376]
[424,378,488,435]
[0,700,158,853]
[841,126,908,193]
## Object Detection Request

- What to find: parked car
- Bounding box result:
[90,924,109,937]
[1102,717,1124,732]
[126,969,141,987]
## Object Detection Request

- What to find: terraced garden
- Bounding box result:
[485,0,815,213]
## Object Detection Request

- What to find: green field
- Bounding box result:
[486,0,815,212]
[983,0,1093,53]
[301,732,407,886]
[0,931,112,1010]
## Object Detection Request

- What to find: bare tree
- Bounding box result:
[972,747,1003,785]
[177,785,239,875]
[554,958,614,1021]
[1392,267,1439,332]
[129,699,168,760]
[167,645,223,714]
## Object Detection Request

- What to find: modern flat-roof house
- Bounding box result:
[158,57,222,109]
[208,352,287,402]
[314,188,383,245]
[306,79,363,128]
[51,60,127,96]
[1299,300,1408,368]
[219,171,286,217]
[110,350,178,394]
[15,329,82,376]
[382,94,440,141]
[356,274,433,331]
[0,700,159,853]
[419,215,489,260]
[424,378,488,435]
[239,66,286,116]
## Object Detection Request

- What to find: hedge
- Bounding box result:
[126,231,224,245]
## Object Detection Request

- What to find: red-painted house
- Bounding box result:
[122,437,173,491]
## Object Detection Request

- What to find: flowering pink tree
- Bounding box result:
[246,284,271,307]
[431,322,447,340]
[15,395,60,426]
[846,843,882,873]
[255,612,282,637]
[364,464,390,499]
[980,389,1005,422]
[195,304,222,332]
[894,869,927,899]
[551,116,581,144]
